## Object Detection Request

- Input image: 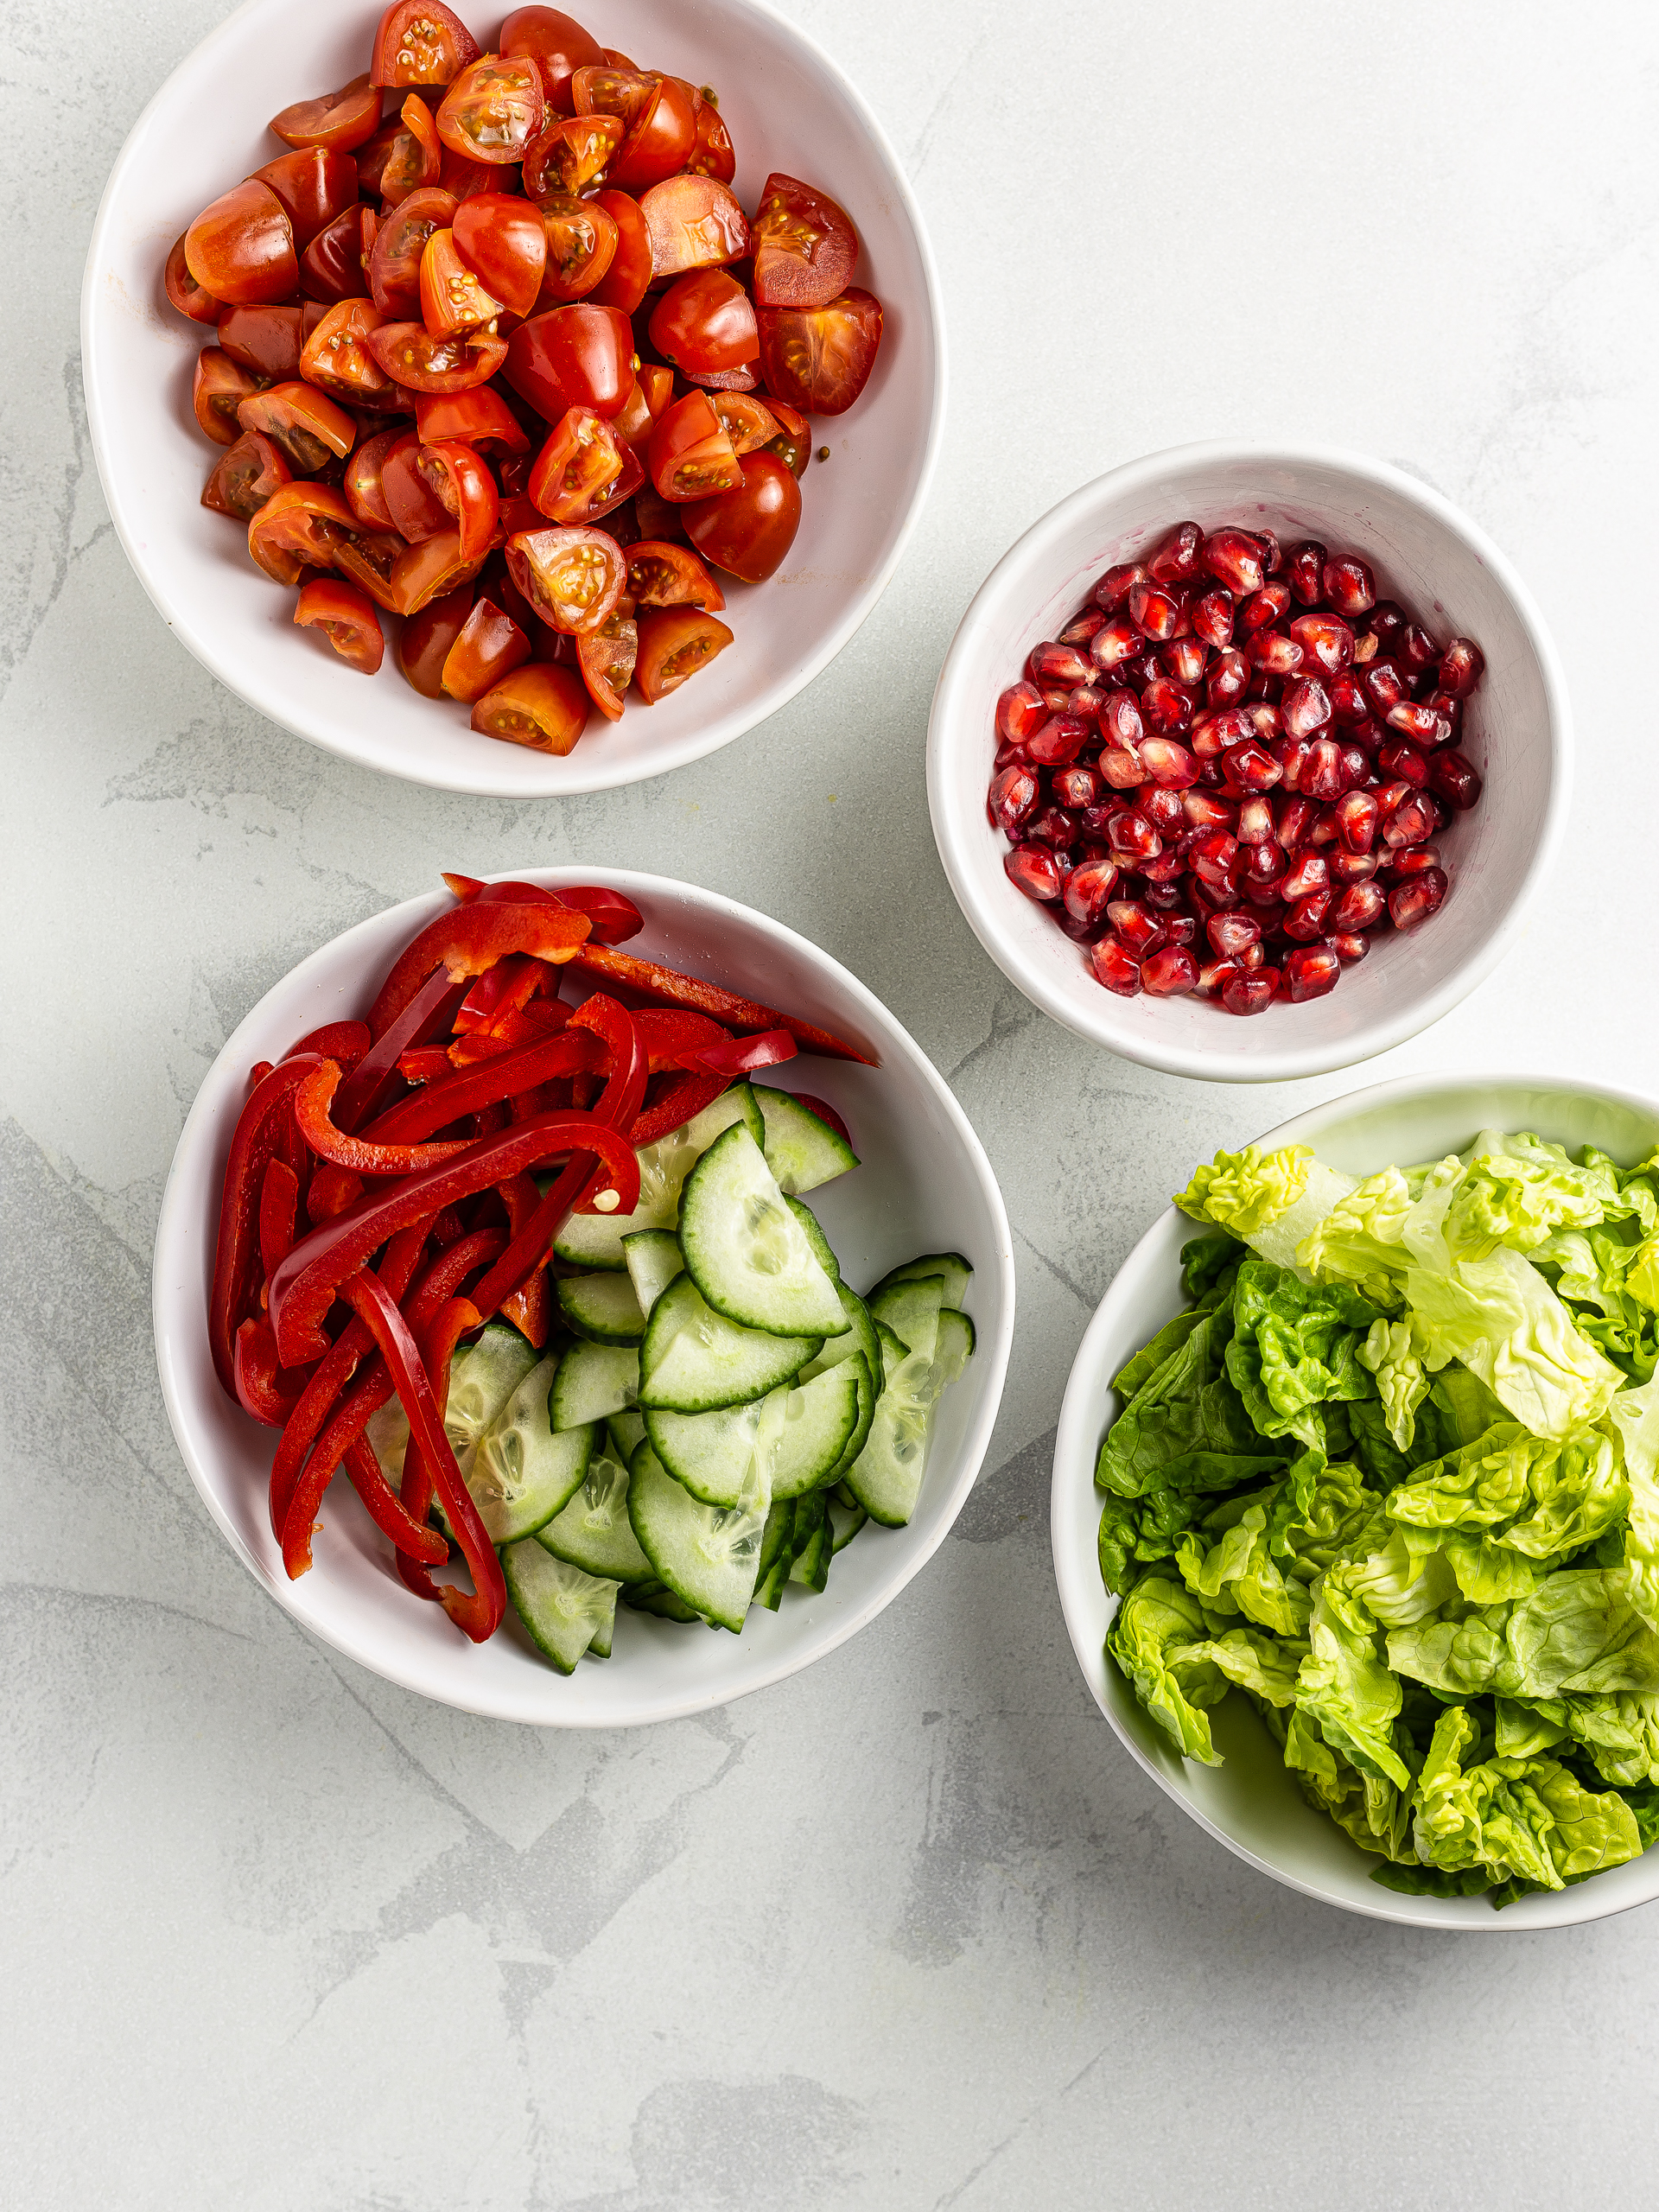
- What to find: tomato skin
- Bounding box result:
[764,394,811,477]
[296,576,385,672]
[248,482,367,584]
[194,347,263,445]
[639,175,748,281]
[371,1,480,88]
[709,391,780,456]
[499,7,606,115]
[585,188,650,317]
[646,391,742,503]
[365,321,509,392]
[202,430,293,519]
[436,54,545,164]
[688,93,736,184]
[345,427,402,526]
[573,67,696,192]
[381,94,443,204]
[415,386,530,452]
[522,113,621,201]
[397,582,474,693]
[442,594,532,701]
[186,180,297,306]
[218,303,306,381]
[388,525,484,614]
[450,194,546,316]
[751,174,859,310]
[683,450,802,582]
[380,429,451,540]
[535,193,619,307]
[576,600,637,718]
[165,233,224,323]
[625,539,724,611]
[634,606,734,702]
[271,74,385,154]
[472,662,591,751]
[368,186,458,316]
[419,226,503,336]
[250,147,359,251]
[237,380,357,472]
[528,406,645,524]
[300,203,377,302]
[506,524,626,633]
[416,440,500,560]
[301,299,392,401]
[505,302,634,422]
[757,288,883,416]
[647,268,758,374]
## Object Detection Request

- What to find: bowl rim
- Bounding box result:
[926,439,1573,1084]
[80,0,948,798]
[1051,1067,1659,1929]
[153,865,1015,1726]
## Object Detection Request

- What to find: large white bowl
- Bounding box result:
[928,442,1571,1083]
[1052,1072,1659,1929]
[83,0,944,797]
[154,868,1013,1725]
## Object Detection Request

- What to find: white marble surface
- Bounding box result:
[6,0,1659,2202]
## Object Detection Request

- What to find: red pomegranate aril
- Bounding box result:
[1091,937,1142,995]
[989,765,1039,833]
[1206,911,1262,958]
[1386,700,1446,744]
[1236,796,1274,844]
[1162,637,1210,686]
[1283,944,1340,1001]
[1240,582,1291,632]
[1331,849,1380,884]
[1104,811,1158,862]
[1063,858,1120,925]
[1138,736,1199,790]
[1321,556,1376,616]
[1079,804,1120,841]
[1142,785,1187,837]
[1183,790,1237,830]
[1249,702,1285,743]
[1423,690,1463,735]
[1301,739,1345,803]
[1106,899,1166,957]
[1098,748,1143,791]
[1141,851,1188,885]
[1243,880,1287,918]
[1206,648,1249,707]
[1369,600,1406,641]
[1389,867,1448,929]
[1140,879,1184,911]
[1040,687,1073,713]
[1399,623,1441,674]
[1330,931,1370,963]
[1363,660,1408,715]
[1005,847,1062,901]
[1059,609,1106,646]
[1330,880,1385,933]
[1147,520,1204,584]
[1283,890,1334,942]
[1201,528,1266,595]
[1206,708,1256,750]
[1280,848,1330,901]
[996,681,1046,745]
[1025,804,1080,850]
[1352,631,1380,665]
[1289,613,1356,675]
[1095,691,1139,747]
[1192,829,1240,887]
[1385,843,1441,880]
[1282,677,1332,737]
[1376,739,1429,788]
[1198,956,1241,995]
[1052,766,1101,810]
[1190,591,1235,651]
[1222,967,1280,1016]
[1090,614,1144,670]
[1027,715,1090,766]
[1163,912,1199,948]
[1307,805,1341,848]
[1221,739,1282,794]
[1249,632,1305,677]
[1438,638,1485,697]
[1383,791,1437,849]
[1429,749,1483,810]
[1275,794,1314,847]
[1330,675,1370,725]
[1141,944,1198,996]
[1028,640,1094,689]
[1094,563,1146,613]
[1286,541,1327,606]
[1336,744,1369,791]
[1372,779,1412,818]
[1128,580,1182,642]
[1066,685,1107,721]
[1335,789,1380,854]
[1141,677,1194,732]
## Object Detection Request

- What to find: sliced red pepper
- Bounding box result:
[306,1161,365,1222]
[363,1027,602,1146]
[283,1019,372,1066]
[332,968,471,1133]
[345,1435,451,1566]
[258,1159,301,1280]
[397,1047,455,1084]
[208,1053,323,1397]
[397,1294,480,1601]
[629,1066,728,1147]
[685,1027,796,1076]
[233,1317,308,1427]
[296,1058,475,1175]
[453,950,550,1033]
[446,1000,572,1061]
[633,1006,728,1070]
[569,942,876,1065]
[442,870,644,942]
[791,1094,855,1149]
[499,1174,551,1346]
[365,899,593,1039]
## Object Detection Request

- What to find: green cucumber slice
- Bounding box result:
[644,1357,863,1509]
[622,1228,683,1318]
[751,1499,796,1611]
[443,1321,540,1473]
[868,1274,946,1364]
[785,1197,840,1282]
[768,1357,866,1501]
[872,1252,973,1307]
[551,1084,762,1269]
[550,1340,639,1429]
[638,1273,820,1414]
[935,1307,976,1384]
[843,1319,946,1528]
[537,1447,653,1583]
[829,1494,868,1553]
[502,1541,620,1672]
[787,1491,831,1589]
[798,1285,881,1478]
[626,1442,766,1632]
[462,1358,594,1542]
[678,1124,845,1337]
[753,1084,859,1194]
[606,1408,646,1464]
[621,1579,703,1623]
[556,1271,646,1345]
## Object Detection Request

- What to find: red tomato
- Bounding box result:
[270,74,385,154]
[442,595,532,701]
[579,190,646,312]
[529,407,645,524]
[379,430,450,540]
[165,234,224,323]
[236,381,357,473]
[572,66,696,192]
[751,174,859,310]
[371,2,480,88]
[471,663,591,751]
[345,428,403,527]
[764,395,811,477]
[368,186,458,315]
[451,194,546,315]
[625,540,724,611]
[397,581,474,693]
[758,289,883,416]
[709,391,780,455]
[389,526,484,613]
[296,577,385,672]
[536,194,619,305]
[437,147,500,200]
[415,387,530,452]
[636,363,674,420]
[365,321,508,392]
[522,113,621,201]
[687,92,735,184]
[576,601,637,718]
[609,375,653,450]
[301,300,392,402]
[202,430,292,520]
[436,54,545,164]
[647,268,758,375]
[250,147,359,250]
[499,8,605,114]
[193,348,263,445]
[416,440,500,560]
[505,303,633,421]
[506,525,626,632]
[646,391,742,502]
[419,227,503,336]
[381,94,443,204]
[634,607,734,702]
[248,483,378,585]
[639,175,748,282]
[218,303,306,380]
[683,451,801,582]
[185,180,296,306]
[300,204,377,303]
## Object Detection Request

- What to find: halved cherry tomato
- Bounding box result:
[381,94,443,204]
[248,483,367,584]
[371,2,480,88]
[765,396,811,478]
[685,363,758,393]
[237,380,357,470]
[646,391,741,503]
[757,289,883,416]
[355,117,407,199]
[448,194,546,315]
[687,92,735,184]
[639,175,748,281]
[165,234,223,323]
[535,194,617,305]
[368,186,457,315]
[194,348,264,445]
[380,430,450,539]
[471,662,590,751]
[751,174,859,310]
[389,526,483,614]
[637,363,674,421]
[709,391,780,456]
[573,67,696,192]
[506,525,626,633]
[505,302,633,421]
[251,148,359,250]
[609,377,654,450]
[397,581,474,693]
[415,386,530,452]
[529,406,641,524]
[202,430,292,520]
[271,74,385,154]
[296,576,385,671]
[366,321,508,392]
[683,450,801,582]
[419,227,503,336]
[521,112,621,201]
[186,180,296,305]
[586,188,652,313]
[442,595,532,701]
[624,539,725,613]
[417,440,500,560]
[436,54,545,164]
[437,148,500,200]
[576,599,637,719]
[647,268,758,374]
[632,486,687,544]
[634,607,734,702]
[345,427,403,526]
[301,300,392,402]
[218,303,306,381]
[499,7,605,114]
[301,204,378,303]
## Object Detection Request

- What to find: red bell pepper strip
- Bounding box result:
[359,1028,603,1147]
[365,901,592,1042]
[569,942,876,1065]
[499,1175,551,1346]
[333,969,470,1134]
[296,1059,476,1176]
[397,1047,454,1084]
[208,1053,323,1398]
[628,1068,729,1148]
[345,1435,450,1565]
[792,1094,855,1149]
[397,1295,480,1603]
[250,1060,275,1087]
[341,1272,505,1643]
[233,1318,308,1427]
[268,1109,641,1366]
[283,1020,371,1068]
[454,952,550,1033]
[443,873,645,944]
[634,1007,729,1071]
[258,1159,300,1281]
[306,1161,365,1223]
[687,1027,797,1077]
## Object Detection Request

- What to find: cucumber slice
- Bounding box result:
[444,1321,541,1472]
[639,1274,820,1414]
[935,1307,976,1384]
[463,1358,594,1542]
[588,1608,615,1660]
[621,1578,703,1623]
[787,1491,831,1589]
[753,1084,859,1194]
[627,1443,766,1632]
[556,1271,646,1346]
[550,1340,639,1429]
[752,1500,798,1611]
[645,1357,863,1509]
[502,1541,620,1673]
[825,1351,877,1486]
[868,1274,946,1364]
[537,1447,653,1583]
[552,1085,763,1269]
[872,1252,974,1307]
[829,1494,868,1553]
[799,1285,881,1478]
[785,1197,840,1282]
[768,1357,866,1501]
[623,1228,683,1318]
[678,1125,845,1337]
[606,1408,646,1464]
[843,1319,946,1528]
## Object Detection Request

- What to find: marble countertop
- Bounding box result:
[6,0,1658,2202]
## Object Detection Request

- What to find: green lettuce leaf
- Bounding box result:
[1446,1128,1637,1257]
[1411,1704,1641,1890]
[1344,1528,1460,1626]
[1284,1708,1417,1862]
[1175,1498,1311,1637]
[1096,1300,1286,1501]
[1371,1859,1495,1897]
[1294,1564,1410,1787]
[1105,1576,1229,1764]
[1111,1307,1211,1406]
[1606,1373,1659,1628]
[1388,1569,1659,1700]
[1167,1624,1307,1709]
[1380,1419,1628,1567]
[1175,1146,1313,1238]
[1180,1231,1244,1309]
[1224,1260,1380,1452]
[1297,1166,1416,1308]
[1387,1422,1538,1533]
[1357,1318,1430,1449]
[1267,1457,1389,1574]
[1404,1243,1624,1441]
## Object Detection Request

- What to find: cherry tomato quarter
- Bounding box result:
[415,386,530,451]
[634,607,734,702]
[379,429,450,540]
[381,94,443,203]
[709,391,780,455]
[345,427,403,527]
[471,662,591,751]
[499,7,606,114]
[397,580,474,693]
[369,185,458,315]
[639,175,748,281]
[646,391,742,503]
[442,595,532,700]
[165,234,224,323]
[682,449,801,582]
[688,92,736,184]
[202,430,293,520]
[218,303,306,381]
[371,2,480,88]
[536,193,620,306]
[751,174,859,309]
[647,267,758,374]
[296,576,385,671]
[300,204,377,303]
[764,395,811,477]
[522,112,621,201]
[389,525,484,613]
[450,193,546,315]
[506,524,626,632]
[365,321,509,391]
[237,380,358,470]
[251,147,359,250]
[756,288,882,416]
[416,440,500,560]
[572,67,696,191]
[271,74,385,155]
[436,54,545,163]
[185,180,297,306]
[625,540,724,612]
[576,601,637,718]
[301,300,393,402]
[247,482,364,584]
[194,348,264,445]
[505,302,633,420]
[419,226,504,335]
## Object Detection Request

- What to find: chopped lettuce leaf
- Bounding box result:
[1357,1317,1431,1449]
[1224,1260,1380,1452]
[1175,1146,1313,1238]
[1411,1705,1641,1891]
[1096,1300,1286,1502]
[1106,1576,1229,1765]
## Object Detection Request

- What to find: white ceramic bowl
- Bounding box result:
[928,442,1571,1083]
[82,0,944,797]
[1053,1071,1659,1929]
[154,868,1014,1725]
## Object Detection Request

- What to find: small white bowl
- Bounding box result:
[928,442,1571,1084]
[82,0,944,797]
[154,868,1013,1726]
[1052,1071,1659,1929]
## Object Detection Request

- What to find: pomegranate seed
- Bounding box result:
[1062,859,1119,925]
[1005,847,1061,900]
[1370,600,1406,641]
[1399,623,1440,674]
[1079,803,1120,840]
[1351,630,1380,664]
[1385,844,1441,880]
[1339,742,1373,788]
[1059,609,1106,646]
[1099,692,1142,747]
[1329,675,1370,725]
[1025,804,1079,850]
[1220,740,1282,793]
[1307,805,1341,848]
[1243,881,1287,919]
[1141,849,1187,883]
[1206,911,1262,958]
[1330,931,1370,963]
[1198,955,1241,995]
[1142,785,1186,836]
[1197,529,1262,596]
[1107,810,1161,862]
[1288,613,1356,675]
[1438,638,1485,697]
[1331,849,1380,883]
[1330,880,1384,932]
[1162,636,1210,685]
[1093,563,1145,613]
[1240,582,1292,632]
[1389,867,1448,929]
[1249,631,1305,676]
[1163,911,1199,947]
[1128,580,1182,642]
[1428,749,1483,810]
[1099,747,1147,789]
[1280,849,1330,901]
[1222,966,1280,1015]
[1257,530,1282,575]
[1284,890,1334,942]
[1141,677,1194,732]
[1138,880,1180,911]
[1386,700,1446,744]
[1065,685,1106,720]
[1372,779,1412,818]
[1147,521,1204,583]
[1283,944,1340,1001]
[1192,829,1240,887]
[1248,702,1285,743]
[1126,650,1164,687]
[1335,790,1379,853]
[1382,791,1437,849]
[1203,708,1255,750]
[1236,796,1275,844]
[1322,556,1376,616]
[1090,615,1144,670]
[1028,640,1092,688]
[989,765,1039,833]
[1027,715,1090,766]
[1139,736,1199,789]
[1206,648,1249,707]
[1423,689,1463,735]
[1275,794,1314,847]
[1141,944,1198,996]
[1183,790,1237,830]
[1286,541,1327,606]
[1091,936,1142,995]
[1363,660,1408,715]
[1282,677,1333,736]
[1052,765,1101,810]
[1301,739,1344,803]
[1041,687,1072,712]
[1106,899,1166,957]
[996,681,1046,744]
[1190,591,1235,650]
[1376,739,1429,788]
